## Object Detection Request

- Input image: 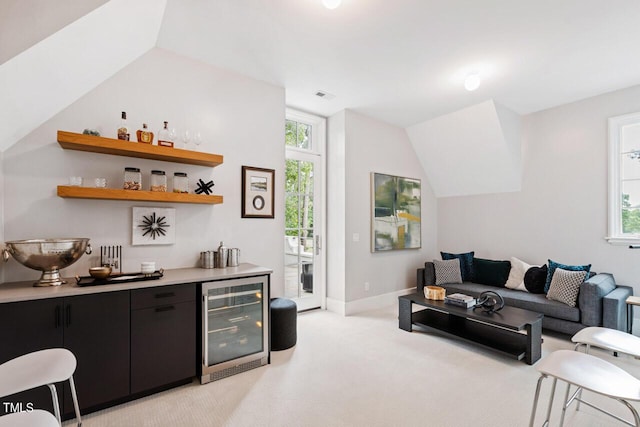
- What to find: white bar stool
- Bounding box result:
[572,326,640,357]
[530,350,640,426]
[0,348,82,426]
[0,409,59,427]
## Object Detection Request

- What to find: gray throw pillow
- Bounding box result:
[546,268,587,307]
[434,258,462,285]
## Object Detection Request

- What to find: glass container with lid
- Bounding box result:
[123,167,141,190]
[173,172,189,193]
[150,170,167,192]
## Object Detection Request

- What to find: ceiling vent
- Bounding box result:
[315,90,336,100]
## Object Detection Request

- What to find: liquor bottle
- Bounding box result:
[136,123,154,144]
[157,121,174,147]
[117,111,130,141]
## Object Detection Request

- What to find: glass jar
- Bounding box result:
[123,167,141,190]
[150,170,167,192]
[173,172,189,193]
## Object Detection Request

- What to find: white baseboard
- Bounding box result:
[326,288,414,316]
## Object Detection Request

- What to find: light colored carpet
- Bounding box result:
[65,305,640,426]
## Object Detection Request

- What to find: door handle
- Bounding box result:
[155,305,175,313]
[315,235,321,255]
[55,305,61,328]
[155,292,175,299]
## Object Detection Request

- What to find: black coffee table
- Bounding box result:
[399,292,543,364]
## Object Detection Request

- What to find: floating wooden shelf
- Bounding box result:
[57,131,223,167]
[58,186,223,205]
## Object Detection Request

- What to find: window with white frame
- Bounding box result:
[608,112,640,244]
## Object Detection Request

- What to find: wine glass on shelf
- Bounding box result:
[181,129,191,149]
[193,131,203,150]
[169,127,177,146]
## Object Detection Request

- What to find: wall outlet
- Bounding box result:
[353,233,360,242]
[364,281,370,291]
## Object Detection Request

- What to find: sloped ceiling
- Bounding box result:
[406,100,521,198]
[0,0,166,151]
[0,0,109,65]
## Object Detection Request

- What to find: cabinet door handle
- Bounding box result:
[55,305,61,328]
[155,292,175,299]
[155,305,175,313]
[65,305,71,327]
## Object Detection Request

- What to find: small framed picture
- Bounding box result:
[242,166,275,218]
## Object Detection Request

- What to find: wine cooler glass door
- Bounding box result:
[204,276,267,368]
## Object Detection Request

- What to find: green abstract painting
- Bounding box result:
[371,172,421,252]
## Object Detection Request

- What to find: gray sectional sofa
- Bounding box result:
[417,262,632,335]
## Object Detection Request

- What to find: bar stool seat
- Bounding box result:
[530,350,640,426]
[572,326,640,357]
[0,348,82,426]
[0,409,60,427]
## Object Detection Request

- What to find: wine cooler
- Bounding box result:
[200,275,269,383]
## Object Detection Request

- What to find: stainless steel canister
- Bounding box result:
[200,251,214,268]
[227,248,240,267]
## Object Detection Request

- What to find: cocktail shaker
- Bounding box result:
[215,242,228,268]
[227,248,240,267]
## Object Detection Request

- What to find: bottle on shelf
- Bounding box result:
[173,172,189,193]
[157,121,174,148]
[136,123,154,144]
[117,111,130,141]
[150,170,167,192]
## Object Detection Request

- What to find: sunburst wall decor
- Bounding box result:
[132,207,176,246]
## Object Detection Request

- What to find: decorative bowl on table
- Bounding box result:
[3,238,92,287]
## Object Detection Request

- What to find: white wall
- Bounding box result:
[327,111,346,312]
[438,84,640,288]
[343,110,438,306]
[1,48,286,294]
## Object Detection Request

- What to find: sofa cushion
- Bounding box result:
[580,273,617,327]
[441,251,474,281]
[544,259,591,293]
[505,257,533,291]
[433,259,462,285]
[472,258,511,287]
[546,268,587,307]
[524,265,548,294]
[438,282,580,322]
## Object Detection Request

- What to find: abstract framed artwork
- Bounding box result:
[132,207,176,246]
[242,166,275,218]
[371,172,421,252]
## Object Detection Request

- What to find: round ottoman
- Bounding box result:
[270,298,297,351]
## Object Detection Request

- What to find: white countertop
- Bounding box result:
[0,263,272,303]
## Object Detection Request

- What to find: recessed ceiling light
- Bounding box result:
[322,0,342,10]
[464,73,481,91]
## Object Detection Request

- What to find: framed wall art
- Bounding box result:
[242,166,275,218]
[371,172,421,252]
[132,207,176,245]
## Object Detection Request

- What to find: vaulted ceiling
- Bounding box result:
[3,0,640,152]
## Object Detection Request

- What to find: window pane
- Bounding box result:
[299,161,314,195]
[300,195,314,229]
[622,123,640,154]
[285,195,300,230]
[297,123,311,149]
[285,120,297,147]
[285,159,299,193]
[621,153,640,180]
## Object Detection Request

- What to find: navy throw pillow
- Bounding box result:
[473,258,511,287]
[524,265,548,294]
[441,251,474,281]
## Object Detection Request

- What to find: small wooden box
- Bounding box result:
[424,285,445,300]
